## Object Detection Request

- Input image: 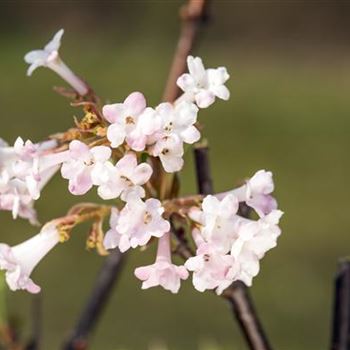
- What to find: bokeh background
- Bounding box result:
[1,1,350,349]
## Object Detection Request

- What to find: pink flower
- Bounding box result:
[103,92,151,149]
[0,137,64,223]
[103,194,170,252]
[0,224,60,293]
[188,193,283,288]
[177,56,230,108]
[92,152,152,200]
[185,234,239,295]
[134,232,188,293]
[61,140,111,195]
[225,170,277,217]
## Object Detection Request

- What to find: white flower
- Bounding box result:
[103,194,170,252]
[177,56,230,108]
[134,233,189,293]
[190,194,239,254]
[61,140,111,195]
[155,101,200,144]
[92,152,152,200]
[149,134,184,173]
[230,210,283,286]
[24,29,88,95]
[0,224,60,293]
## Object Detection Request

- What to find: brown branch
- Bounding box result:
[162,0,209,102]
[62,250,126,350]
[330,258,350,350]
[193,145,272,350]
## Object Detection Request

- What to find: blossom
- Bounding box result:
[92,152,152,200]
[185,235,239,295]
[24,29,88,95]
[149,134,184,173]
[230,210,283,286]
[232,210,283,260]
[0,224,60,293]
[103,92,160,150]
[177,56,230,108]
[103,194,170,252]
[226,170,277,217]
[0,137,64,223]
[61,140,111,195]
[135,232,189,293]
[155,101,200,144]
[188,192,283,289]
[189,194,239,253]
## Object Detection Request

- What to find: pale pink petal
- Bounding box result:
[124,92,146,115]
[115,153,137,173]
[107,123,126,148]
[187,56,206,81]
[180,126,200,144]
[176,73,196,92]
[69,140,90,159]
[68,169,92,195]
[134,266,152,281]
[90,146,111,162]
[44,29,64,52]
[211,85,230,100]
[131,163,153,185]
[102,103,125,123]
[118,235,131,252]
[103,229,120,250]
[195,90,216,108]
[161,156,183,173]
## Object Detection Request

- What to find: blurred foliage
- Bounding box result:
[0,1,350,350]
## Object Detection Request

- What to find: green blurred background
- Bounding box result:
[1,1,350,349]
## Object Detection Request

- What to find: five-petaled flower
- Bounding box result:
[104,194,170,252]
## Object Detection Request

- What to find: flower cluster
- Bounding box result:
[0,29,283,296]
[0,137,66,224]
[186,170,283,294]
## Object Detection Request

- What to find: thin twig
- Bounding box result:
[330,258,350,350]
[62,250,126,350]
[162,0,209,102]
[194,145,272,350]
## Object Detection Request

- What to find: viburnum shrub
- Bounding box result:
[0,29,283,295]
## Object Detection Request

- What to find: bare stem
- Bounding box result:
[62,250,126,350]
[162,0,208,103]
[330,258,350,350]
